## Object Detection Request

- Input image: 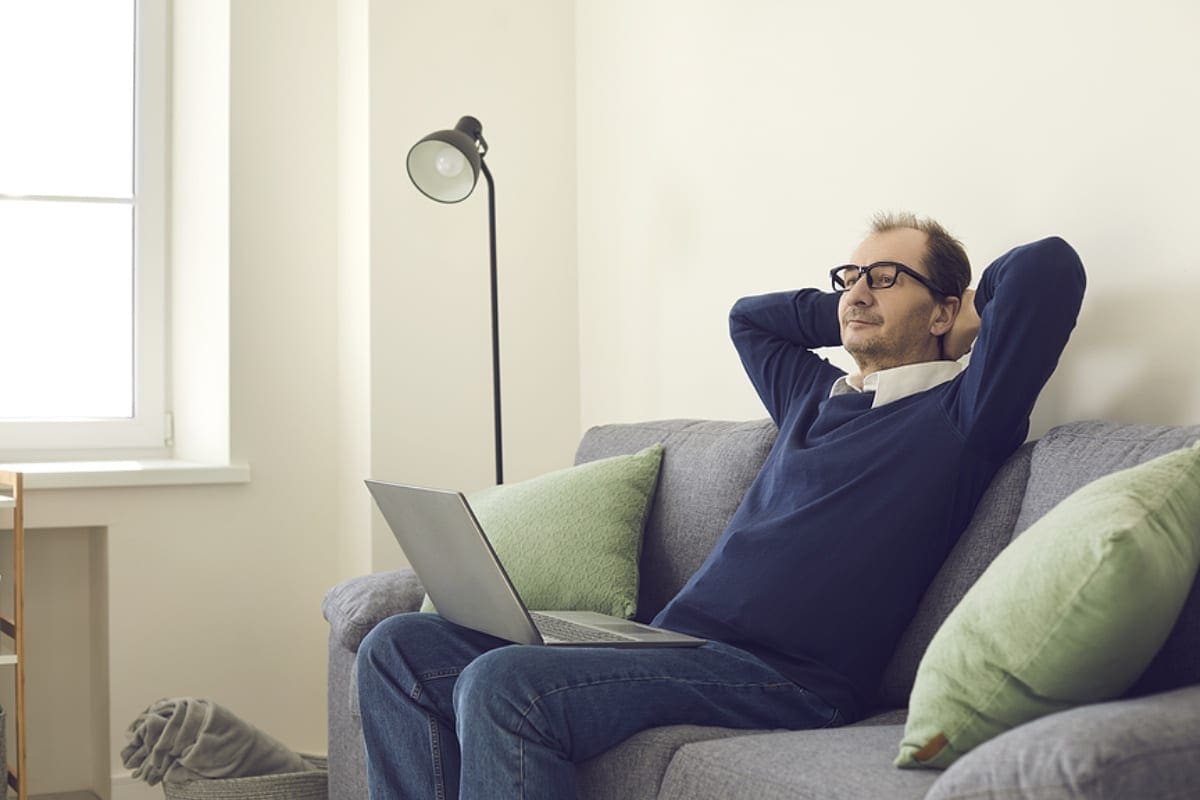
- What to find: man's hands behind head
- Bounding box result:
[943,289,979,361]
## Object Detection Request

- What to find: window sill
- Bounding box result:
[0,459,251,490]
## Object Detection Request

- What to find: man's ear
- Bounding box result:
[929,296,960,337]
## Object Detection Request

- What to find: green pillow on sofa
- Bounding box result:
[897,442,1200,769]
[421,443,663,619]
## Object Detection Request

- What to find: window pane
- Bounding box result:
[0,0,135,198]
[0,200,133,419]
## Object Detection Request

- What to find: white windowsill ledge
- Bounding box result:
[0,460,251,490]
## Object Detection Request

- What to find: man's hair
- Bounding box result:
[870,211,971,298]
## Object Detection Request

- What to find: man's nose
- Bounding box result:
[845,277,874,304]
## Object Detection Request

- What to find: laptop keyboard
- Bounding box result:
[530,613,634,643]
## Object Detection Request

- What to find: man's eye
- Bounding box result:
[843,275,859,288]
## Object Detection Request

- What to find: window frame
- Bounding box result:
[0,0,168,462]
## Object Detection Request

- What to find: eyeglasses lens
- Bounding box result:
[867,264,898,289]
[835,264,901,291]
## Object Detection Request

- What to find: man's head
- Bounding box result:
[836,212,971,376]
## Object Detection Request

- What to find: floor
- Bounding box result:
[30,794,101,800]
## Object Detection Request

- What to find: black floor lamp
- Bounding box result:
[406,116,504,485]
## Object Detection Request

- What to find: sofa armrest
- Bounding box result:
[323,569,426,652]
[926,683,1200,799]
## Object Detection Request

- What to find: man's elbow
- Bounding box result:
[1032,236,1087,295]
[729,296,755,334]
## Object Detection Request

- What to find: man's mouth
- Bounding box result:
[844,317,881,326]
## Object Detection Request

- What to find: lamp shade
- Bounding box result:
[407,116,485,203]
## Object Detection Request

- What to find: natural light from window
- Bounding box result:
[0,0,136,420]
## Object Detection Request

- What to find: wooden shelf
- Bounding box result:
[0,470,26,800]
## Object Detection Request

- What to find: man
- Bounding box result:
[357,212,1087,799]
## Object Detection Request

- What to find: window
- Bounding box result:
[0,0,167,460]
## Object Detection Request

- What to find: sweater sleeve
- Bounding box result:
[729,289,846,424]
[945,236,1087,456]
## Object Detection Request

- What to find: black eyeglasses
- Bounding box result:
[830,261,948,297]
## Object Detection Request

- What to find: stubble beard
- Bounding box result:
[844,325,927,373]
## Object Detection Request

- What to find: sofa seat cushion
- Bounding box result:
[577,725,761,800]
[926,684,1200,800]
[657,725,938,800]
[575,712,911,799]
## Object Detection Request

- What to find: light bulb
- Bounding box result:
[435,147,466,178]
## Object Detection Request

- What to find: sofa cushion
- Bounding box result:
[1012,421,1200,536]
[925,684,1200,800]
[1014,421,1200,700]
[876,443,1033,709]
[898,442,1200,768]
[657,724,938,800]
[422,444,664,619]
[577,725,761,800]
[323,569,426,652]
[575,711,914,800]
[575,419,777,622]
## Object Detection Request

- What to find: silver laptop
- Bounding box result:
[365,479,705,648]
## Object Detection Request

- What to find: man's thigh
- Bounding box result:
[451,639,839,762]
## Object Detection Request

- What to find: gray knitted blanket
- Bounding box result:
[122,697,312,785]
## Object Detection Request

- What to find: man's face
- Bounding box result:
[837,227,951,373]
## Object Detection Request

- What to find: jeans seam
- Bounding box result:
[519,737,526,800]
[428,713,446,800]
[412,667,461,701]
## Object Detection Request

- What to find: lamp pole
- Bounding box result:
[406,116,503,485]
[482,160,503,485]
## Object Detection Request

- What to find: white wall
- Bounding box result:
[576,0,1200,435]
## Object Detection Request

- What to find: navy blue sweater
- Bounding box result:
[652,237,1086,722]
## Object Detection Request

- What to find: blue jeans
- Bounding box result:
[356,613,842,800]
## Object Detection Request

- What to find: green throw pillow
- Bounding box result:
[421,443,664,619]
[897,442,1200,769]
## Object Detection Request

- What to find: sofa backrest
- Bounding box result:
[575,419,777,622]
[577,418,1200,711]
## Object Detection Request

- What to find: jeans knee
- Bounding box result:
[357,612,446,689]
[453,648,562,748]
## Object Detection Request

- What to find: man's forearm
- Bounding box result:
[729,289,843,353]
[728,289,845,425]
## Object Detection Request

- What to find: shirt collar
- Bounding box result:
[829,359,964,408]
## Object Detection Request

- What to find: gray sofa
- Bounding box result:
[323,418,1200,799]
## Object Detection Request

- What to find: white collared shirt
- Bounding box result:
[829,359,966,408]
